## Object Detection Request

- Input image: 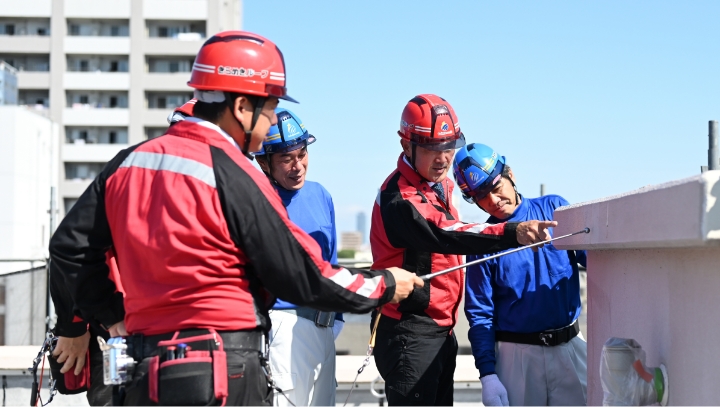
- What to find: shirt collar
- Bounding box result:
[184,117,241,151]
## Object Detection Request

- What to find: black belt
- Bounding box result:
[276,307,336,327]
[495,320,579,347]
[126,328,265,361]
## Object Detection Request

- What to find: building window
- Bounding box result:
[67,127,128,144]
[109,96,118,108]
[65,163,105,180]
[69,24,80,36]
[79,95,89,104]
[64,198,79,215]
[37,28,47,35]
[110,61,118,72]
[146,127,165,139]
[110,26,120,37]
[5,25,15,35]
[158,27,168,37]
[79,60,89,72]
[169,62,179,73]
[157,97,166,109]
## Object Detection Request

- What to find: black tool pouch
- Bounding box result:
[47,350,90,394]
[147,331,228,406]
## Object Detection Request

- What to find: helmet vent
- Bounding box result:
[203,34,265,47]
[409,96,427,106]
[432,104,450,115]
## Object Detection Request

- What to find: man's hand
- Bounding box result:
[108,321,128,337]
[52,331,90,375]
[387,267,424,303]
[516,220,557,250]
[480,374,509,406]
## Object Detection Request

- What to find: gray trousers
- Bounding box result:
[496,333,587,406]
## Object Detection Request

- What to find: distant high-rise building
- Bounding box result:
[356,211,366,243]
[0,61,18,105]
[340,231,363,252]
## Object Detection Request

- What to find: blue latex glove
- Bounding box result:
[481,374,509,406]
[332,320,344,340]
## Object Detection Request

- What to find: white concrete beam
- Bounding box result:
[554,171,720,250]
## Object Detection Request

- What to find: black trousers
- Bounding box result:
[121,349,272,406]
[373,330,458,406]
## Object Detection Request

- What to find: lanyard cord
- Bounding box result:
[343,306,383,406]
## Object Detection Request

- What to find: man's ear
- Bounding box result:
[231,95,249,124]
[507,167,516,183]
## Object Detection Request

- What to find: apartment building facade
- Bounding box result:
[0,0,242,215]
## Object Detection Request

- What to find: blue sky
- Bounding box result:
[244,1,720,232]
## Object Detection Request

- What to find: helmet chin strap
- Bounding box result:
[506,177,521,206]
[411,143,418,172]
[261,145,308,192]
[264,155,282,188]
[409,143,433,184]
[230,94,267,160]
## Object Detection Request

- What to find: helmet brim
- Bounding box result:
[465,161,505,200]
[280,94,299,103]
[281,134,314,153]
[259,134,315,155]
[414,136,466,151]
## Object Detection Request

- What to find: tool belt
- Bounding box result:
[126,329,264,406]
[277,307,336,327]
[495,320,580,347]
[126,329,264,360]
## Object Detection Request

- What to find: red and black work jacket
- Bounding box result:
[370,154,520,336]
[49,119,396,336]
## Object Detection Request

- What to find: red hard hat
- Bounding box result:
[188,31,297,103]
[398,94,465,150]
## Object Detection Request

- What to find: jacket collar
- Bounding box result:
[166,118,242,152]
[396,153,455,206]
[397,153,425,189]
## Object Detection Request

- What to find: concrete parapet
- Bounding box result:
[554,170,720,250]
[552,170,720,405]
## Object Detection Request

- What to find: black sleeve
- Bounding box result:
[381,186,521,256]
[49,260,88,337]
[48,149,133,330]
[211,147,395,313]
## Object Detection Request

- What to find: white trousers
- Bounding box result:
[269,310,336,406]
[496,333,587,406]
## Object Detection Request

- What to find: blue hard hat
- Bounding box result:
[452,143,506,203]
[255,108,316,155]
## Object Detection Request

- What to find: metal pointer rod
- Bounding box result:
[420,227,590,281]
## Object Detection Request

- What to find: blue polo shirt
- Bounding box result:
[272,181,340,316]
[465,194,587,376]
